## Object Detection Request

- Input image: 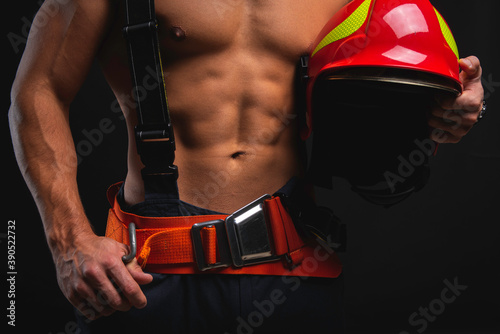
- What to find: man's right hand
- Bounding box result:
[8,0,153,321]
[53,231,153,320]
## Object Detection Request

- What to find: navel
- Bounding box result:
[230,151,246,159]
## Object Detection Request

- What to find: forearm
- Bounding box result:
[9,87,94,253]
[7,1,153,317]
[7,0,120,252]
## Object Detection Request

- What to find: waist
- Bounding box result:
[126,145,303,213]
[105,180,342,278]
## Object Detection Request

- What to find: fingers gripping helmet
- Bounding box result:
[304,0,462,206]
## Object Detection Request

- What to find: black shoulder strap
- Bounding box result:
[122,0,178,180]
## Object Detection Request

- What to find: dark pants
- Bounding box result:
[76,178,345,333]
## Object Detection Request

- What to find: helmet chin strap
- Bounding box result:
[352,185,418,208]
[350,163,430,208]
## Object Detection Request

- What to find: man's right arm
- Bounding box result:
[8,0,151,319]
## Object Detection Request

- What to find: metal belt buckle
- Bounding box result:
[191,220,232,271]
[191,195,279,271]
[225,195,279,267]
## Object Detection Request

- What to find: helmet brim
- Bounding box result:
[322,66,462,96]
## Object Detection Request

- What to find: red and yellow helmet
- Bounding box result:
[304,0,462,139]
[304,0,462,206]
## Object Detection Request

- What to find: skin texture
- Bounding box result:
[8,0,484,320]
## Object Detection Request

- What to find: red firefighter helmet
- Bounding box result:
[304,0,462,139]
[304,0,462,206]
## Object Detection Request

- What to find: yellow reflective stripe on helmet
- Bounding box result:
[433,7,459,59]
[311,0,373,57]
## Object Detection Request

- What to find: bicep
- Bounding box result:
[12,0,118,106]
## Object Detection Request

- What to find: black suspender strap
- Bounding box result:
[122,0,178,180]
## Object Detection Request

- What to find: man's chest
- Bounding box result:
[154,0,347,59]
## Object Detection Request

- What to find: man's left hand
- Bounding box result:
[429,56,485,143]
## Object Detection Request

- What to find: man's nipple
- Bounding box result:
[170,26,186,41]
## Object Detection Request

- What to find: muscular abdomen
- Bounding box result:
[98,0,346,212]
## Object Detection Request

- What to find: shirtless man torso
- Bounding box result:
[103,0,348,212]
[9,0,348,324]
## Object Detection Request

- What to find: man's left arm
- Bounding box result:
[429,56,485,143]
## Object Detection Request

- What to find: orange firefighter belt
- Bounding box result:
[105,183,341,278]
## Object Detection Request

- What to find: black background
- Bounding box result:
[3,1,499,333]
